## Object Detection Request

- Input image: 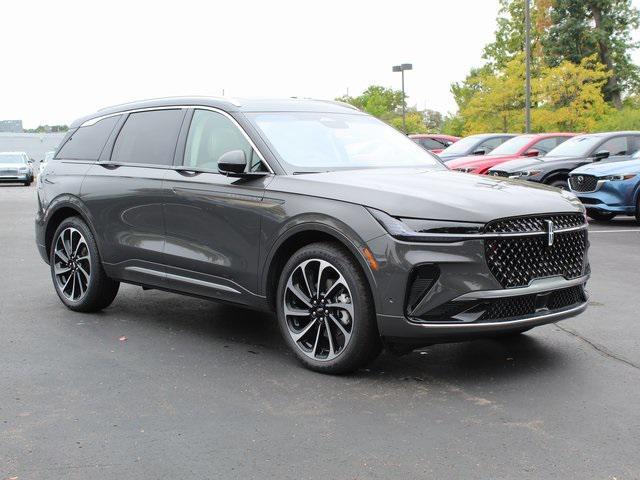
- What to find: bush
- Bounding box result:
[596,107,640,131]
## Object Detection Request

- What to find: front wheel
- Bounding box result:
[276,242,382,374]
[50,217,119,312]
[587,209,616,222]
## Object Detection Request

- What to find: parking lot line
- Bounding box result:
[589,229,640,233]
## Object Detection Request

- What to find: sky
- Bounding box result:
[2,0,640,128]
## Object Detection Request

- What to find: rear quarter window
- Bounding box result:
[56,116,120,160]
[110,109,184,166]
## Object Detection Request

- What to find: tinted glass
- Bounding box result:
[249,112,443,172]
[530,137,561,154]
[598,136,629,156]
[490,135,534,155]
[417,138,445,150]
[546,135,604,157]
[440,135,485,155]
[478,136,509,152]
[111,109,183,165]
[183,109,259,171]
[56,116,120,161]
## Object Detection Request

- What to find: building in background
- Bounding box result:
[0,133,65,162]
[0,120,23,133]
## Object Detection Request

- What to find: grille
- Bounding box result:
[0,169,19,177]
[480,285,586,322]
[485,229,587,288]
[484,213,585,233]
[569,175,598,192]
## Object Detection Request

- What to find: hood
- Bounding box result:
[447,154,522,171]
[0,162,26,169]
[572,158,640,176]
[488,155,582,173]
[267,167,583,223]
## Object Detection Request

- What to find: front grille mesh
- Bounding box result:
[484,213,585,233]
[569,175,598,192]
[479,285,586,322]
[483,214,588,289]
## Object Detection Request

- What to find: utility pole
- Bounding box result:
[524,0,532,133]
[392,63,412,134]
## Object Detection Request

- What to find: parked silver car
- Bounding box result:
[0,151,34,186]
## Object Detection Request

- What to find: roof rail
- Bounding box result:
[97,96,242,111]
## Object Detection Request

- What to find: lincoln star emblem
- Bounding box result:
[545,220,554,247]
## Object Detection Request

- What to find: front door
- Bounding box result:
[163,108,272,302]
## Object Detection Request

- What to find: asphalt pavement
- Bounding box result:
[1,184,639,479]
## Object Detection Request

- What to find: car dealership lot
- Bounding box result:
[2,185,639,479]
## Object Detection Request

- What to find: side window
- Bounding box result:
[478,136,506,152]
[627,136,640,155]
[417,138,444,150]
[56,116,120,160]
[183,109,265,172]
[530,137,557,155]
[111,109,184,166]
[597,136,628,156]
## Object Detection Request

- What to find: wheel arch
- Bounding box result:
[262,223,379,313]
[542,169,571,185]
[44,196,99,261]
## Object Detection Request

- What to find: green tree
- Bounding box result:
[542,0,640,107]
[389,109,428,134]
[336,85,404,119]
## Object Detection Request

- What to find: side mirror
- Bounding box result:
[28,159,34,164]
[217,150,268,178]
[472,148,487,156]
[524,149,540,158]
[592,150,610,161]
[218,150,247,175]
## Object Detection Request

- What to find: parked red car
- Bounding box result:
[447,133,576,174]
[409,134,460,154]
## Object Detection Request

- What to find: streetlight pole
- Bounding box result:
[392,63,412,134]
[524,0,532,133]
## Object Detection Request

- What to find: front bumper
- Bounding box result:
[0,173,30,182]
[575,182,636,215]
[366,227,589,344]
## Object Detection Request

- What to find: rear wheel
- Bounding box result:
[587,209,617,222]
[276,242,381,374]
[50,217,119,312]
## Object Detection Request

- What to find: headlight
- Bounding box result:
[454,167,474,173]
[602,174,636,181]
[18,167,28,173]
[367,208,484,242]
[509,170,542,178]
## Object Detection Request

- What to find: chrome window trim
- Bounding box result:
[83,105,274,174]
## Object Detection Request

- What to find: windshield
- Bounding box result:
[249,112,444,172]
[489,135,534,155]
[0,153,26,164]
[545,135,601,158]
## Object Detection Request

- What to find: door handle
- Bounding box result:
[174,167,201,177]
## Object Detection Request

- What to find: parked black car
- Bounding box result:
[36,97,590,373]
[437,133,517,161]
[487,131,640,189]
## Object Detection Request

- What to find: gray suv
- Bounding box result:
[36,97,590,373]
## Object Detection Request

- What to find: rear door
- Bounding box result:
[81,108,186,287]
[163,108,272,302]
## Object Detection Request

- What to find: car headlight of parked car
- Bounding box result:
[455,167,474,173]
[18,167,29,174]
[367,208,484,242]
[509,170,542,178]
[601,174,636,182]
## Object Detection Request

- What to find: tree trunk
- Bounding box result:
[591,2,623,109]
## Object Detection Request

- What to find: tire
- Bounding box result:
[587,209,616,222]
[50,216,119,312]
[549,178,569,190]
[276,242,382,374]
[636,195,640,225]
